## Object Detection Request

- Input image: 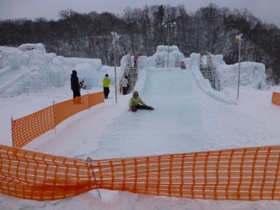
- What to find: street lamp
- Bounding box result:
[111,31,122,103]
[166,22,176,68]
[235,33,243,100]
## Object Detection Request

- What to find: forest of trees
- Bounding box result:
[0,3,280,84]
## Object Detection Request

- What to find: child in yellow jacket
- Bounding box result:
[129,91,154,112]
[103,74,110,99]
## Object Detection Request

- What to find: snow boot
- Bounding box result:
[150,107,154,110]
[131,106,137,112]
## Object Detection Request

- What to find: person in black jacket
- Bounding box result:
[71,70,81,100]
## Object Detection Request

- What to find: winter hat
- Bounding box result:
[105,74,108,77]
[72,70,77,75]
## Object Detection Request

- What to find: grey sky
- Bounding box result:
[0,0,279,27]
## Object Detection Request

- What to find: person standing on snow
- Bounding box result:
[121,75,129,95]
[133,54,138,68]
[71,70,81,98]
[129,90,154,112]
[103,74,110,99]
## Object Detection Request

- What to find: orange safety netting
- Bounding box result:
[12,106,55,148]
[54,95,89,126]
[0,144,95,200]
[12,92,104,148]
[1,144,280,201]
[272,92,280,106]
[88,91,104,107]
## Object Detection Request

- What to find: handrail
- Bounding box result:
[208,56,221,91]
[199,54,221,91]
[119,63,130,93]
[127,66,138,93]
[199,54,209,78]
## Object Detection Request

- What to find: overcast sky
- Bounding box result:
[0,0,279,27]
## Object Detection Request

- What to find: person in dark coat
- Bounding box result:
[71,70,81,99]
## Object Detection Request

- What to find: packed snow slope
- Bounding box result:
[25,66,280,162]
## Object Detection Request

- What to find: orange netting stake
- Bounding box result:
[87,157,101,199]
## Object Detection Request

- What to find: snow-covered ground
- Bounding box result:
[1,45,280,209]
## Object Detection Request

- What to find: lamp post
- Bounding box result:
[111,32,122,103]
[166,22,176,68]
[235,34,242,100]
[113,41,117,103]
[111,32,121,103]
[167,23,170,68]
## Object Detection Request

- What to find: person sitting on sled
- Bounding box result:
[180,61,186,69]
[129,90,154,112]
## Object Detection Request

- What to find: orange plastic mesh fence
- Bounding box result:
[0,144,95,200]
[12,106,55,148]
[88,91,104,108]
[95,146,280,201]
[272,92,280,106]
[1,145,280,201]
[54,95,89,126]
[12,92,104,148]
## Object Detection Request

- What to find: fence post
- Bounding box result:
[87,157,102,199]
[52,100,56,134]
[87,91,90,113]
[26,86,31,96]
[11,117,14,147]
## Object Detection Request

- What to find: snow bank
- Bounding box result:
[217,62,267,90]
[147,45,184,67]
[0,44,269,99]
[18,43,46,53]
[0,45,104,97]
[191,53,268,91]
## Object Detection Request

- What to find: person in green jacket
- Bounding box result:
[103,74,110,99]
[129,90,154,112]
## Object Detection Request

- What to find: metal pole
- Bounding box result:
[114,42,117,103]
[52,100,56,134]
[111,32,118,103]
[207,52,209,78]
[167,23,170,68]
[11,117,14,147]
[237,34,242,100]
[87,157,102,199]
